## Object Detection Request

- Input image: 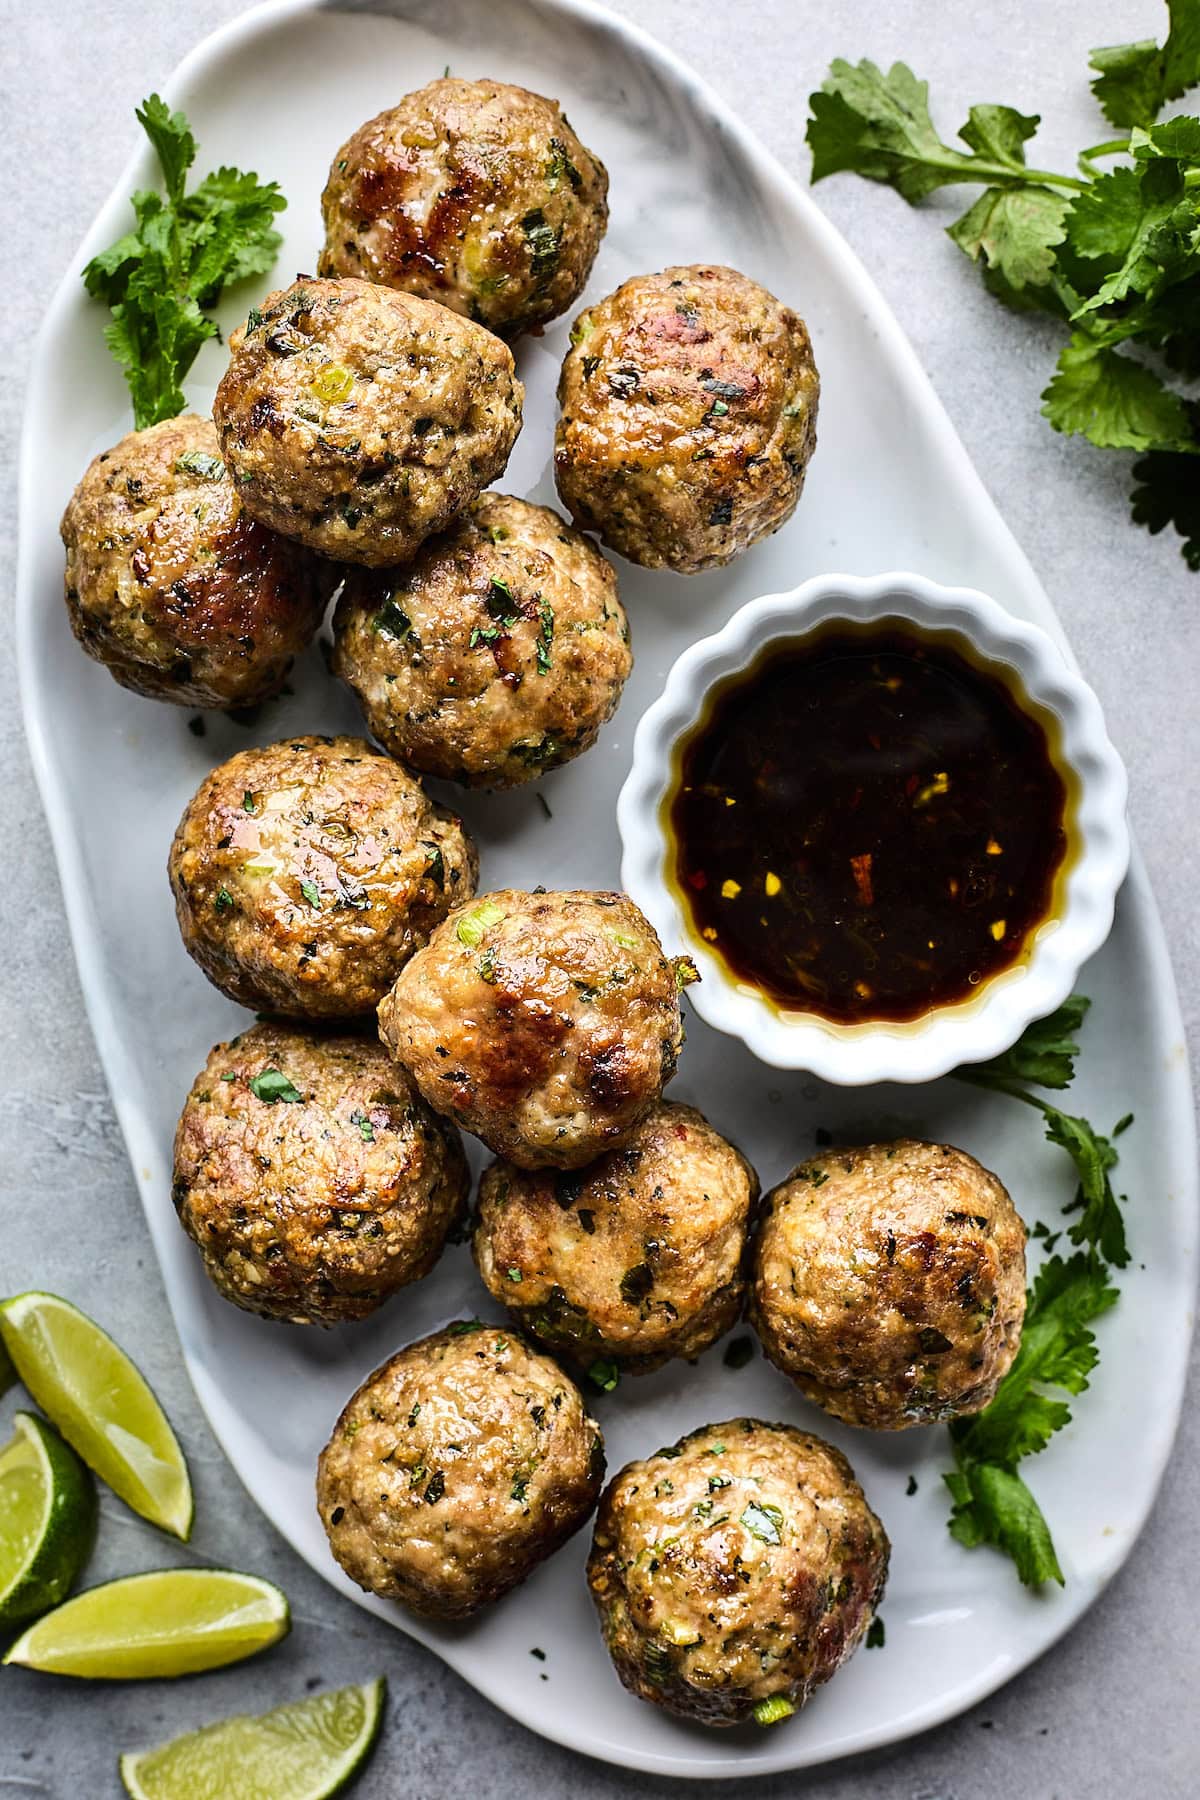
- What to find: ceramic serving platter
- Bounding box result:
[16,0,1198,1777]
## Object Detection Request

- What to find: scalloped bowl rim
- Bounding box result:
[618,572,1131,1084]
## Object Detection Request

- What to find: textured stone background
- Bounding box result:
[1,2,1196,1794]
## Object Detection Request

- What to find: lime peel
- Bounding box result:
[0,1410,96,1629]
[118,1676,386,1799]
[0,1291,193,1540]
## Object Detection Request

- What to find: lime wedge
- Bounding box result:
[0,1333,15,1396]
[2,1567,289,1678]
[0,1291,192,1539]
[0,1411,96,1629]
[119,1677,386,1799]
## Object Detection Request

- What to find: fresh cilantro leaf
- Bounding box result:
[958,103,1041,166]
[808,60,1081,202]
[946,998,1133,1585]
[1090,2,1200,130]
[967,995,1089,1090]
[807,43,1200,575]
[1065,157,1195,317]
[248,1067,303,1105]
[1132,432,1200,568]
[946,1461,1064,1587]
[135,94,195,207]
[1041,337,1197,452]
[82,95,285,429]
[948,186,1069,311]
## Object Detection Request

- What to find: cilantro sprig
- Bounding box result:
[944,997,1132,1586]
[807,6,1200,569]
[83,95,285,429]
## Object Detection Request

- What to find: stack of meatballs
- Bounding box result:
[60,74,1029,1734]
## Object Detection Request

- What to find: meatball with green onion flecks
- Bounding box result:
[320,78,608,339]
[587,1418,888,1726]
[317,1323,605,1618]
[474,1100,757,1371]
[750,1139,1027,1429]
[61,414,325,707]
[173,1023,468,1325]
[556,264,819,573]
[215,277,523,567]
[377,889,697,1169]
[332,492,631,788]
[168,735,477,1019]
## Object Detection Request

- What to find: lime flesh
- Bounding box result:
[0,1410,96,1628]
[0,1291,192,1539]
[119,1678,386,1800]
[3,1566,289,1678]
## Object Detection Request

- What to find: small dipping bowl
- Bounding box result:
[617,572,1130,1085]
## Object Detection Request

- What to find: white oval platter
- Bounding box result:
[16,0,1198,1778]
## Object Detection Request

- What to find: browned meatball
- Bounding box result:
[316,1323,605,1618]
[60,415,325,707]
[750,1140,1027,1429]
[320,78,608,339]
[377,889,696,1169]
[168,735,477,1019]
[331,492,632,788]
[587,1419,888,1726]
[473,1101,757,1372]
[555,265,820,573]
[172,1023,468,1325]
[214,277,523,566]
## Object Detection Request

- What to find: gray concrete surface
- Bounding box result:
[1,1,1197,1794]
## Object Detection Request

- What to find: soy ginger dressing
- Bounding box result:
[668,623,1071,1024]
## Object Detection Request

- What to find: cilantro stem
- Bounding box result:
[1077,136,1132,177]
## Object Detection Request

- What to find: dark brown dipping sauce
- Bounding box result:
[670,625,1069,1023]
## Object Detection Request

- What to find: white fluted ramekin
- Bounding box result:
[618,572,1130,1085]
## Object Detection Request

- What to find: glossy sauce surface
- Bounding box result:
[670,626,1069,1023]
